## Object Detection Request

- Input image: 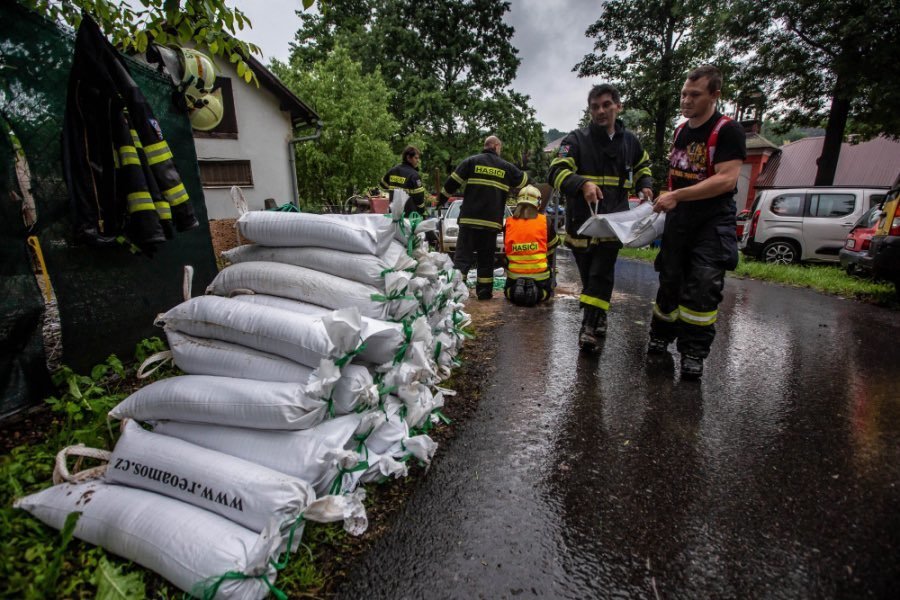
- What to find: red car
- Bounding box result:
[839,205,882,277]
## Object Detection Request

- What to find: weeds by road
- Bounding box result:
[618,247,897,305]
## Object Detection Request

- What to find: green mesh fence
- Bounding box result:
[0,3,217,416]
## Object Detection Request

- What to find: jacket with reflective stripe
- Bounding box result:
[504,213,559,279]
[380,162,425,209]
[548,120,653,241]
[440,149,529,230]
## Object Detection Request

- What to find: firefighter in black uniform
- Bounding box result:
[548,84,653,351]
[439,136,530,300]
[649,65,747,379]
[381,146,426,217]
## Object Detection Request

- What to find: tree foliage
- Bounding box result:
[271,46,398,207]
[575,0,730,182]
[726,0,900,185]
[17,0,314,86]
[287,0,544,183]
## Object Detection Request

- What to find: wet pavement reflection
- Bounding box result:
[337,250,900,599]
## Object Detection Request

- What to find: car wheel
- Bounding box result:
[762,240,799,265]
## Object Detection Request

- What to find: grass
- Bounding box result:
[617,246,897,305]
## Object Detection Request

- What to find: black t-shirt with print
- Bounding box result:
[669,111,747,211]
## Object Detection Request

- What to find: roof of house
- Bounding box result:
[745,132,780,151]
[544,135,565,153]
[245,55,320,128]
[756,135,900,188]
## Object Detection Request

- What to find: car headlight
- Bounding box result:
[446,226,458,237]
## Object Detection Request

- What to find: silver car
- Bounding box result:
[439,199,512,254]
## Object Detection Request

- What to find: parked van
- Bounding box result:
[740,187,888,264]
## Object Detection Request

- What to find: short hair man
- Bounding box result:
[439,136,530,300]
[548,83,654,351]
[648,64,747,379]
[381,145,426,217]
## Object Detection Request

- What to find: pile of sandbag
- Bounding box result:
[16,192,472,598]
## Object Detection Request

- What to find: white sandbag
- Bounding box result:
[221,243,415,289]
[152,413,377,496]
[164,332,379,414]
[232,294,407,366]
[110,375,331,430]
[157,296,362,368]
[15,480,279,599]
[107,421,315,533]
[237,211,394,255]
[576,201,665,246]
[208,262,389,320]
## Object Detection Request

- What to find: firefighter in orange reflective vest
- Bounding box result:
[503,185,560,306]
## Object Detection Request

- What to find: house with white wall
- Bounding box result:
[192,56,320,220]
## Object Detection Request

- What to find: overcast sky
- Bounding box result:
[231,0,605,133]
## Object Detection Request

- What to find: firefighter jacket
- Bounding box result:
[439,149,529,230]
[504,213,560,281]
[62,12,198,250]
[380,162,426,212]
[548,120,652,249]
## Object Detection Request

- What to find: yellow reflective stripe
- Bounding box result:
[583,175,622,187]
[468,177,510,192]
[652,302,679,322]
[678,305,717,325]
[553,170,572,189]
[476,277,493,283]
[459,218,501,229]
[635,167,653,179]
[508,253,548,262]
[440,187,451,197]
[566,236,590,248]
[126,191,154,213]
[507,270,550,281]
[579,294,609,310]
[154,201,172,219]
[548,235,560,249]
[118,146,140,166]
[511,263,548,272]
[163,183,189,207]
[551,156,576,170]
[516,173,528,188]
[450,172,465,185]
[129,129,143,149]
[145,140,174,166]
[112,148,120,169]
[410,186,426,194]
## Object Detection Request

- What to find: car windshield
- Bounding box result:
[446,201,512,219]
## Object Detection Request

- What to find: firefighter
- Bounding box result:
[439,135,530,300]
[548,84,653,351]
[503,185,560,306]
[649,65,747,379]
[381,146,426,217]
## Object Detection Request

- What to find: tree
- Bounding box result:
[574,0,733,184]
[727,0,900,185]
[271,46,398,207]
[17,0,315,85]
[288,0,544,180]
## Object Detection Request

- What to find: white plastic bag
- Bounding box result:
[237,211,394,255]
[107,421,316,532]
[576,201,665,246]
[110,375,331,430]
[157,296,362,368]
[208,262,389,320]
[15,480,280,599]
[222,243,415,289]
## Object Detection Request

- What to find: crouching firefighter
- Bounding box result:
[503,185,560,306]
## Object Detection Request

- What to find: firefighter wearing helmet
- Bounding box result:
[503,185,560,306]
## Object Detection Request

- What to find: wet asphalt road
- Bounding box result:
[337,250,900,599]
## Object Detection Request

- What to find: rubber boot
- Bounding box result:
[579,307,601,352]
[594,309,608,337]
[680,354,704,379]
[647,336,669,355]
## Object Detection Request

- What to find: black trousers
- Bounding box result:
[453,226,498,297]
[650,210,738,358]
[573,240,621,311]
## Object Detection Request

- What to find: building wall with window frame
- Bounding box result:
[193,61,296,220]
